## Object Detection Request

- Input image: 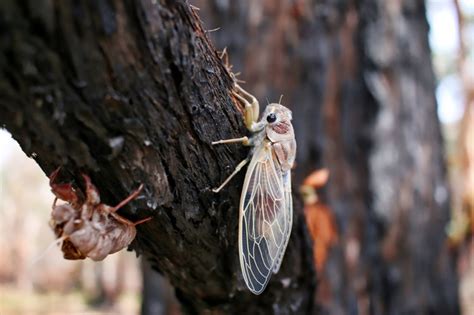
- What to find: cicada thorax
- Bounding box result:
[261,103,296,172]
[266,119,292,139]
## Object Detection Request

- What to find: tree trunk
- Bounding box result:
[0,0,315,314]
[193,0,459,314]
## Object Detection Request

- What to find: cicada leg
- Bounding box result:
[111,184,144,212]
[212,157,250,193]
[109,184,152,225]
[212,136,250,146]
[232,83,260,131]
[109,211,152,226]
[211,84,259,192]
[131,216,153,226]
[211,135,252,192]
[49,167,80,205]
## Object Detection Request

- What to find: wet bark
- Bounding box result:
[193,0,459,314]
[0,0,315,314]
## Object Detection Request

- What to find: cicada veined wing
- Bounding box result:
[238,142,293,295]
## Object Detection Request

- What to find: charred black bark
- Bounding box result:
[194,0,459,314]
[0,0,315,314]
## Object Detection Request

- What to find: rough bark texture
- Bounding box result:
[0,0,315,314]
[193,0,459,314]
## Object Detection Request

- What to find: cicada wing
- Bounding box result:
[273,171,293,273]
[238,145,292,295]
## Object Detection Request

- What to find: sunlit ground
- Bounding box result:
[1,286,140,315]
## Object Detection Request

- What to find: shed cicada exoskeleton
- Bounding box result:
[213,84,296,295]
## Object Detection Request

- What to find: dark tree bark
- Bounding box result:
[193,0,459,314]
[0,0,315,314]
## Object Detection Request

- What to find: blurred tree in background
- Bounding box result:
[444,1,474,314]
[192,0,460,314]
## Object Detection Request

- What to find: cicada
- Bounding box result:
[213,84,296,294]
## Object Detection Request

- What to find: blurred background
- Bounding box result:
[0,0,473,314]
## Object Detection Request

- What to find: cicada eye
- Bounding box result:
[266,113,277,123]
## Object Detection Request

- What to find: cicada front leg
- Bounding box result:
[213,83,260,145]
[232,83,260,131]
[211,84,260,192]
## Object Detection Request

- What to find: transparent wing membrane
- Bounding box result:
[238,145,292,294]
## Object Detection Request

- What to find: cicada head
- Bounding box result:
[262,103,294,143]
